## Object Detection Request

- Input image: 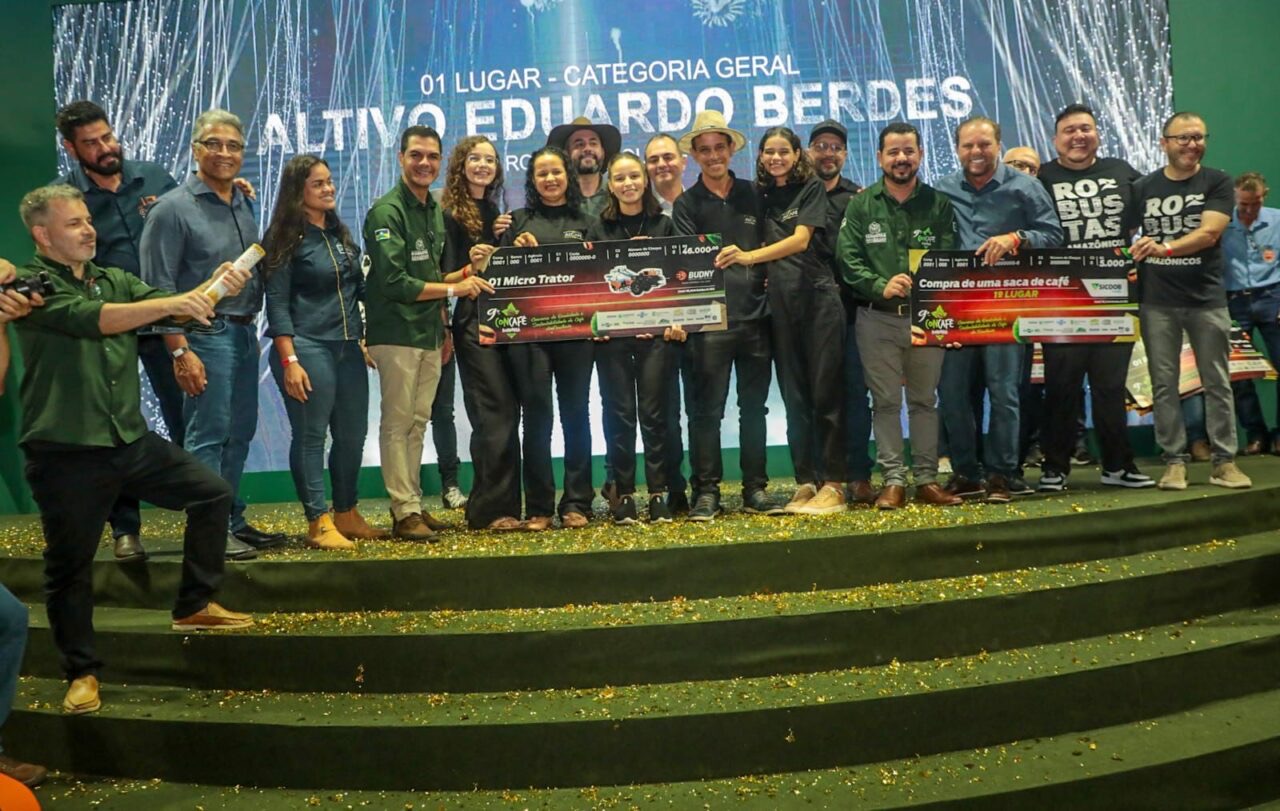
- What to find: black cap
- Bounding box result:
[809,119,847,145]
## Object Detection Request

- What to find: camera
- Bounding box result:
[0,271,54,299]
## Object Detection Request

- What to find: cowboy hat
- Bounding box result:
[678,110,746,153]
[546,116,622,156]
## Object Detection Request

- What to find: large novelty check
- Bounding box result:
[477,235,729,344]
[908,248,1139,346]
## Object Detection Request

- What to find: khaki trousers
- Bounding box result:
[368,344,443,520]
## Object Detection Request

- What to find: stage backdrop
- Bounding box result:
[51,0,1172,474]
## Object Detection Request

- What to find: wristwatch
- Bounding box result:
[1015,230,1030,244]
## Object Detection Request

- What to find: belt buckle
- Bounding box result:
[894,302,909,317]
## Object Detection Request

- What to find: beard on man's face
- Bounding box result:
[81,148,125,176]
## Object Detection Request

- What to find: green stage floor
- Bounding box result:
[0,456,1276,562]
[5,456,1279,809]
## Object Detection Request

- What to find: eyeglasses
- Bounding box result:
[810,143,846,154]
[1005,159,1039,175]
[1165,133,1207,146]
[196,138,245,154]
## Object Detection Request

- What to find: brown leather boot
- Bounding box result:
[307,513,356,551]
[333,508,390,539]
[915,482,963,506]
[875,484,906,510]
[392,512,438,542]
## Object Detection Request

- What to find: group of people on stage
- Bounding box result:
[0,96,1273,734]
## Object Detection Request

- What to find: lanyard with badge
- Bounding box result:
[1246,227,1277,265]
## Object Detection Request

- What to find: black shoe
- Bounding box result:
[944,475,985,499]
[648,494,673,523]
[113,533,147,562]
[601,480,621,511]
[742,489,785,515]
[688,492,721,522]
[985,474,1012,504]
[233,524,288,550]
[612,495,639,525]
[1008,476,1035,496]
[667,489,690,515]
[225,534,258,561]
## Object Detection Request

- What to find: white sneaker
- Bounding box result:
[1157,463,1188,491]
[1209,462,1252,489]
[1101,469,1156,489]
[443,486,469,509]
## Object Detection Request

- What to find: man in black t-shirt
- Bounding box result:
[807,119,875,504]
[673,110,784,521]
[1130,112,1251,490]
[1035,104,1153,493]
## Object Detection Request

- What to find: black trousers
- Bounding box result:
[455,322,523,529]
[1041,342,1136,474]
[509,340,595,517]
[431,352,461,490]
[25,432,231,680]
[771,282,847,484]
[689,319,772,496]
[664,342,696,495]
[107,335,189,539]
[595,337,672,496]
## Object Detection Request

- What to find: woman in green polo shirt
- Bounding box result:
[263,155,380,550]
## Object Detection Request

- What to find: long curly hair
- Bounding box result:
[523,146,584,214]
[600,152,663,222]
[754,126,814,188]
[263,155,357,273]
[441,135,505,242]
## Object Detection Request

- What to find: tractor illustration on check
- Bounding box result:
[604,266,667,297]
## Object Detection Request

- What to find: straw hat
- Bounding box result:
[546,116,622,157]
[678,110,746,153]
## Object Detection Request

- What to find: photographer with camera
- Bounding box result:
[0,257,48,788]
[12,184,254,717]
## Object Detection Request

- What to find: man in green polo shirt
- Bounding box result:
[12,184,253,716]
[363,125,492,540]
[837,122,963,511]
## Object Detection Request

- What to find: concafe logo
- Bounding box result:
[917,304,956,332]
[487,302,529,332]
[912,227,938,248]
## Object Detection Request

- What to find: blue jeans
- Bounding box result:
[1228,286,1280,442]
[939,344,1021,479]
[0,585,26,754]
[184,320,260,531]
[843,319,873,481]
[270,337,369,520]
[432,354,461,490]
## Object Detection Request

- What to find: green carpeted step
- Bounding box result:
[9,606,1280,791]
[3,465,1279,612]
[32,689,1280,809]
[19,534,1280,692]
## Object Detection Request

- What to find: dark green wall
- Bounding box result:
[1169,0,1280,186]
[0,4,53,512]
[0,0,1276,514]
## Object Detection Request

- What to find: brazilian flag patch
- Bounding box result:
[373,228,392,242]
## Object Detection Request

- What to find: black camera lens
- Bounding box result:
[0,271,54,299]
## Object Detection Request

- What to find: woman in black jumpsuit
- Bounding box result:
[586,152,687,524]
[440,135,522,530]
[499,146,598,530]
